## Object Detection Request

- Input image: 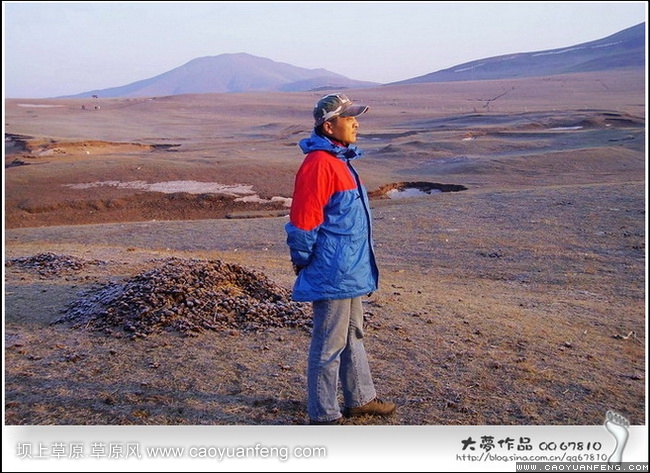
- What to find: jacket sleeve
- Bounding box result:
[285,222,317,267]
[285,152,335,266]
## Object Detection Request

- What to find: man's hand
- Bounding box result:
[292,264,305,275]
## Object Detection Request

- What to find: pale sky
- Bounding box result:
[2,1,647,98]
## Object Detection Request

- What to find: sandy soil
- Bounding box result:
[3,69,646,425]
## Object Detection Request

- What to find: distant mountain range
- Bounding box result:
[391,22,645,85]
[61,22,645,99]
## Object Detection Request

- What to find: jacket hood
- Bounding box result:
[298,132,364,161]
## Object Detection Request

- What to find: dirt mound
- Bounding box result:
[7,191,290,228]
[6,252,107,277]
[15,137,157,156]
[50,256,311,338]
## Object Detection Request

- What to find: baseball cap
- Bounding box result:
[313,93,369,127]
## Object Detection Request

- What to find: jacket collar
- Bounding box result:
[298,131,364,161]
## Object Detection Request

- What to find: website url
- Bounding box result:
[457,452,567,462]
[146,443,326,461]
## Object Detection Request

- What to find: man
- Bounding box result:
[285,93,396,425]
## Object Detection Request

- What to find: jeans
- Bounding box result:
[307,297,377,422]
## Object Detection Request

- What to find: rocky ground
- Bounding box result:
[4,180,645,426]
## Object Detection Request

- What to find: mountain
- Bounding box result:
[61,23,645,99]
[388,22,645,86]
[60,53,379,99]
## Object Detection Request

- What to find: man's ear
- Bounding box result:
[321,120,333,135]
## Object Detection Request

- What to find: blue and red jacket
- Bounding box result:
[285,132,379,302]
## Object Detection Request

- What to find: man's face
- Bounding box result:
[323,115,359,146]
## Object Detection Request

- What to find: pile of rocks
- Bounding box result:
[6,252,106,277]
[53,257,311,338]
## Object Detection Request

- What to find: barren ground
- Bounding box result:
[3,70,646,426]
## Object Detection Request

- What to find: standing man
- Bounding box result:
[285,93,396,425]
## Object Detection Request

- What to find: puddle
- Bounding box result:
[63,180,292,206]
[386,187,442,199]
[370,181,468,199]
[16,103,65,108]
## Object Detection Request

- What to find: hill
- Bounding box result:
[390,22,645,85]
[59,52,378,99]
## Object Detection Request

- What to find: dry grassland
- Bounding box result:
[3,69,646,425]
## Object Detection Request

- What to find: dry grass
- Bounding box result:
[3,70,646,426]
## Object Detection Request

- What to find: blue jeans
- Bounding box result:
[308,297,377,422]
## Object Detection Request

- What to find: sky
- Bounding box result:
[2,1,647,98]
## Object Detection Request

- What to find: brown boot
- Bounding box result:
[343,398,396,418]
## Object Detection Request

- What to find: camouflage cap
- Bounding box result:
[313,93,369,127]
